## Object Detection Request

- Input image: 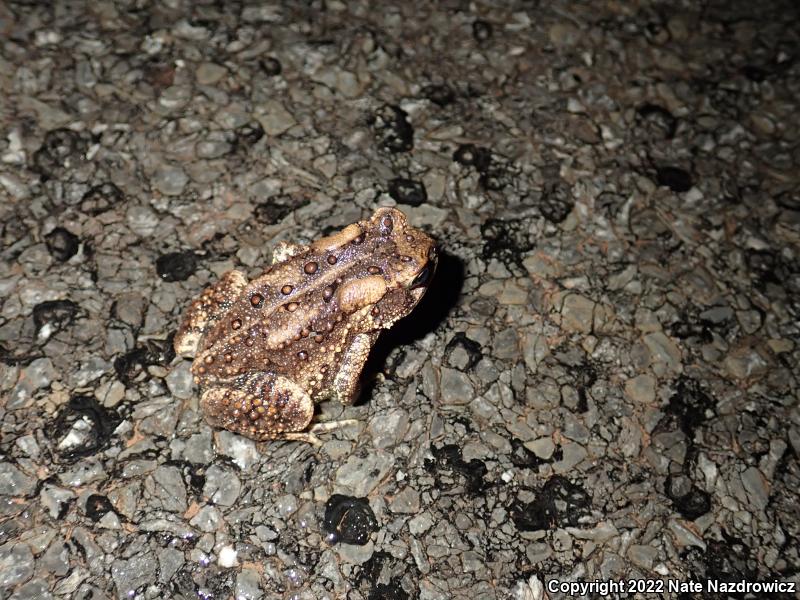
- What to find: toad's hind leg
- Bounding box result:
[201,372,315,441]
[174,270,248,357]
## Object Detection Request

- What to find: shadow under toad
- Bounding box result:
[360,249,465,402]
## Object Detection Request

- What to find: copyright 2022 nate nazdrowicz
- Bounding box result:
[546,577,796,596]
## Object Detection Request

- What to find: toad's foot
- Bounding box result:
[273,419,361,446]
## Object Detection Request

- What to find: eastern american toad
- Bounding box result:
[174,207,437,443]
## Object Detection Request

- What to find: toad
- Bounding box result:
[174,207,437,443]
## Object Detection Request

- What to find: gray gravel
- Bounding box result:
[2,0,800,598]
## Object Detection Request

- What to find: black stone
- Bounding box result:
[387,178,427,206]
[422,84,455,107]
[370,105,414,153]
[696,533,757,585]
[665,474,712,520]
[253,195,309,225]
[665,378,714,437]
[670,314,715,345]
[368,584,409,600]
[636,103,677,139]
[32,299,80,333]
[323,494,378,545]
[260,56,282,76]
[235,121,265,147]
[539,182,574,223]
[156,251,198,282]
[479,165,513,191]
[509,438,544,468]
[656,166,693,193]
[443,332,482,371]
[429,444,487,493]
[50,396,121,461]
[573,361,597,413]
[511,475,592,531]
[452,144,511,190]
[170,568,200,597]
[481,218,536,269]
[80,183,125,215]
[45,227,80,262]
[164,459,206,497]
[200,232,238,259]
[114,337,176,385]
[85,494,116,522]
[745,249,779,283]
[359,553,409,596]
[187,465,206,495]
[472,20,493,42]
[32,128,83,178]
[675,487,712,520]
[453,144,491,171]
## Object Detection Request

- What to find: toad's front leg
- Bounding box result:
[332,331,380,405]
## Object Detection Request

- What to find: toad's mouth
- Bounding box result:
[408,245,439,291]
[409,264,433,290]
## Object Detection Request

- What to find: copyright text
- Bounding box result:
[546,578,796,596]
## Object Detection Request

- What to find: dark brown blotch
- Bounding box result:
[281,284,293,295]
[250,293,263,307]
[304,261,318,274]
[231,318,242,330]
[327,254,338,265]
[367,265,382,275]
[322,285,335,302]
[297,350,308,361]
[380,215,394,235]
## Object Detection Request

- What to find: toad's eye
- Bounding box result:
[410,264,433,289]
